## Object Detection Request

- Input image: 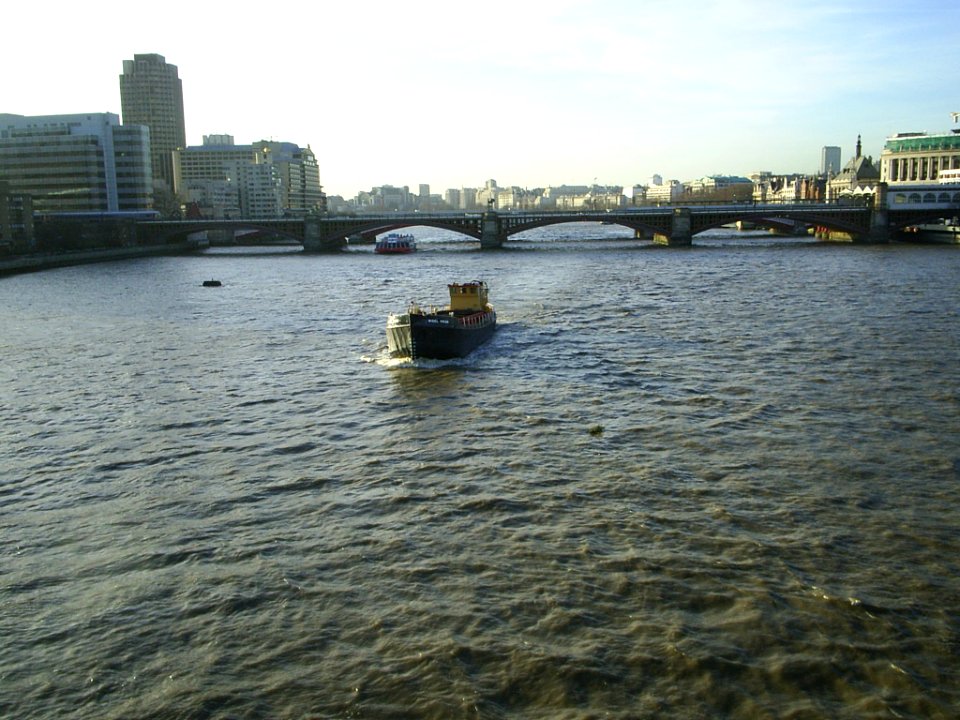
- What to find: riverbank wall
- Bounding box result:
[0,243,199,277]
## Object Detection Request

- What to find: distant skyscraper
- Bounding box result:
[119,54,186,194]
[821,146,841,176]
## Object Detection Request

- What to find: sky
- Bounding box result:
[4,0,959,198]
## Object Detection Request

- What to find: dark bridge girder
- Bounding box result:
[137,209,876,249]
[312,211,680,248]
[136,218,309,245]
[135,202,955,251]
[462,207,878,247]
[687,207,873,237]
[886,206,960,230]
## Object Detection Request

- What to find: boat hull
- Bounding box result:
[410,312,496,359]
[903,224,960,244]
[386,313,413,357]
[388,310,496,360]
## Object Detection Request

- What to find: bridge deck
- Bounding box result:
[134,201,958,249]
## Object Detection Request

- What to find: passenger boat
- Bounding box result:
[375,233,416,254]
[386,281,496,360]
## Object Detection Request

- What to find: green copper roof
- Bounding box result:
[884,133,960,153]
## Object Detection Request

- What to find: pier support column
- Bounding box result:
[865,183,891,243]
[480,211,503,249]
[303,216,344,252]
[654,208,692,246]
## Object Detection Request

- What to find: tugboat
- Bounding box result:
[375,233,416,254]
[386,281,496,360]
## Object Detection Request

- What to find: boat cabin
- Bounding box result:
[375,233,416,253]
[448,281,489,312]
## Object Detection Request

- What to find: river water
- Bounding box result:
[1,226,958,719]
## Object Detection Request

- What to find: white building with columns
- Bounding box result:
[879,117,960,207]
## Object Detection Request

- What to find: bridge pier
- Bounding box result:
[303,216,345,252]
[815,188,891,243]
[653,208,692,246]
[866,184,891,243]
[480,211,504,249]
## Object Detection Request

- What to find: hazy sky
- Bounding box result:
[5,0,959,197]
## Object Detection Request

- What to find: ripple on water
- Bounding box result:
[1,243,959,718]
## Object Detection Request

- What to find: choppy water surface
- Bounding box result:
[2,227,958,719]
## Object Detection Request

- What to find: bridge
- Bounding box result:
[135,192,958,251]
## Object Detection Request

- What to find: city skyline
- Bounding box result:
[4,0,959,198]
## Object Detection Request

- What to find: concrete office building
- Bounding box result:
[1,179,34,252]
[821,146,841,175]
[460,187,477,210]
[175,140,279,218]
[119,54,186,194]
[258,141,323,215]
[645,177,683,203]
[174,137,322,218]
[0,113,152,214]
[444,188,461,209]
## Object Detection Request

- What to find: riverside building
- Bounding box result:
[751,172,825,203]
[826,136,880,203]
[0,180,34,252]
[174,137,323,218]
[119,54,187,195]
[879,118,960,205]
[645,177,683,204]
[0,113,153,214]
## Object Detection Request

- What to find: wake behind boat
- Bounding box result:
[386,281,496,360]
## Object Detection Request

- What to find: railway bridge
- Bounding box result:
[135,193,957,250]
